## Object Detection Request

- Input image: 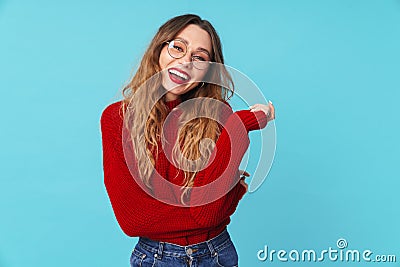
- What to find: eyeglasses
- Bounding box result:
[165,39,211,70]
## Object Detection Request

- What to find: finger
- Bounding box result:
[269,102,275,112]
[250,104,262,109]
[242,171,250,177]
[238,170,250,177]
[270,104,275,119]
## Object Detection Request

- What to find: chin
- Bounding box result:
[169,87,189,96]
[164,82,196,94]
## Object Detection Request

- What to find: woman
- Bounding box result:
[100,14,275,267]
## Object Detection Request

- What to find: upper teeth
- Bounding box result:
[169,69,188,80]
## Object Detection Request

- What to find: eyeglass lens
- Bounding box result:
[167,39,210,69]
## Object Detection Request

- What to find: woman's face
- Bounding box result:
[159,24,212,101]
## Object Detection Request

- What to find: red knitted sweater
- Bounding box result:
[100,98,268,245]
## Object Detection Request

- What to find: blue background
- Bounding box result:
[0,0,399,266]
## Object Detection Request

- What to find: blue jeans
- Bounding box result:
[130,228,239,267]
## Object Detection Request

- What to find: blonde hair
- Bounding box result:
[121,14,234,204]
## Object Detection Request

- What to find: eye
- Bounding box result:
[192,52,210,62]
[172,45,184,52]
[168,40,186,53]
[192,55,206,62]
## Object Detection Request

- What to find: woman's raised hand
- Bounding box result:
[238,169,250,192]
[249,101,275,122]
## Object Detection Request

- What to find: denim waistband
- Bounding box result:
[137,228,232,259]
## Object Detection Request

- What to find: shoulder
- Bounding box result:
[101,101,124,119]
[100,100,125,128]
[221,99,232,109]
[220,99,233,120]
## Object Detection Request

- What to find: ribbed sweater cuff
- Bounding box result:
[236,110,268,132]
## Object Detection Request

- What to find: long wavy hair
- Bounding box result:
[121,14,234,204]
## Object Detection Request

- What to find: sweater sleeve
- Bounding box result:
[189,109,268,227]
[100,102,183,237]
[101,103,154,236]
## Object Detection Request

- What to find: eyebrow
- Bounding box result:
[176,37,212,57]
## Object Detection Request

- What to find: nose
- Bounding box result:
[177,52,193,68]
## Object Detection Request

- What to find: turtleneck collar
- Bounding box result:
[165,98,182,110]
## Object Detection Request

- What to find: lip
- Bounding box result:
[168,67,191,85]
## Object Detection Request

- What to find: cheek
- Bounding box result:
[158,47,170,70]
[192,69,208,81]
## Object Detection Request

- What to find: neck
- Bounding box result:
[164,97,181,110]
[165,92,180,102]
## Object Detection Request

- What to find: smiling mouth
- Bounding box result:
[168,68,191,84]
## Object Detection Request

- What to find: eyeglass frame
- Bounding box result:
[164,39,212,70]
